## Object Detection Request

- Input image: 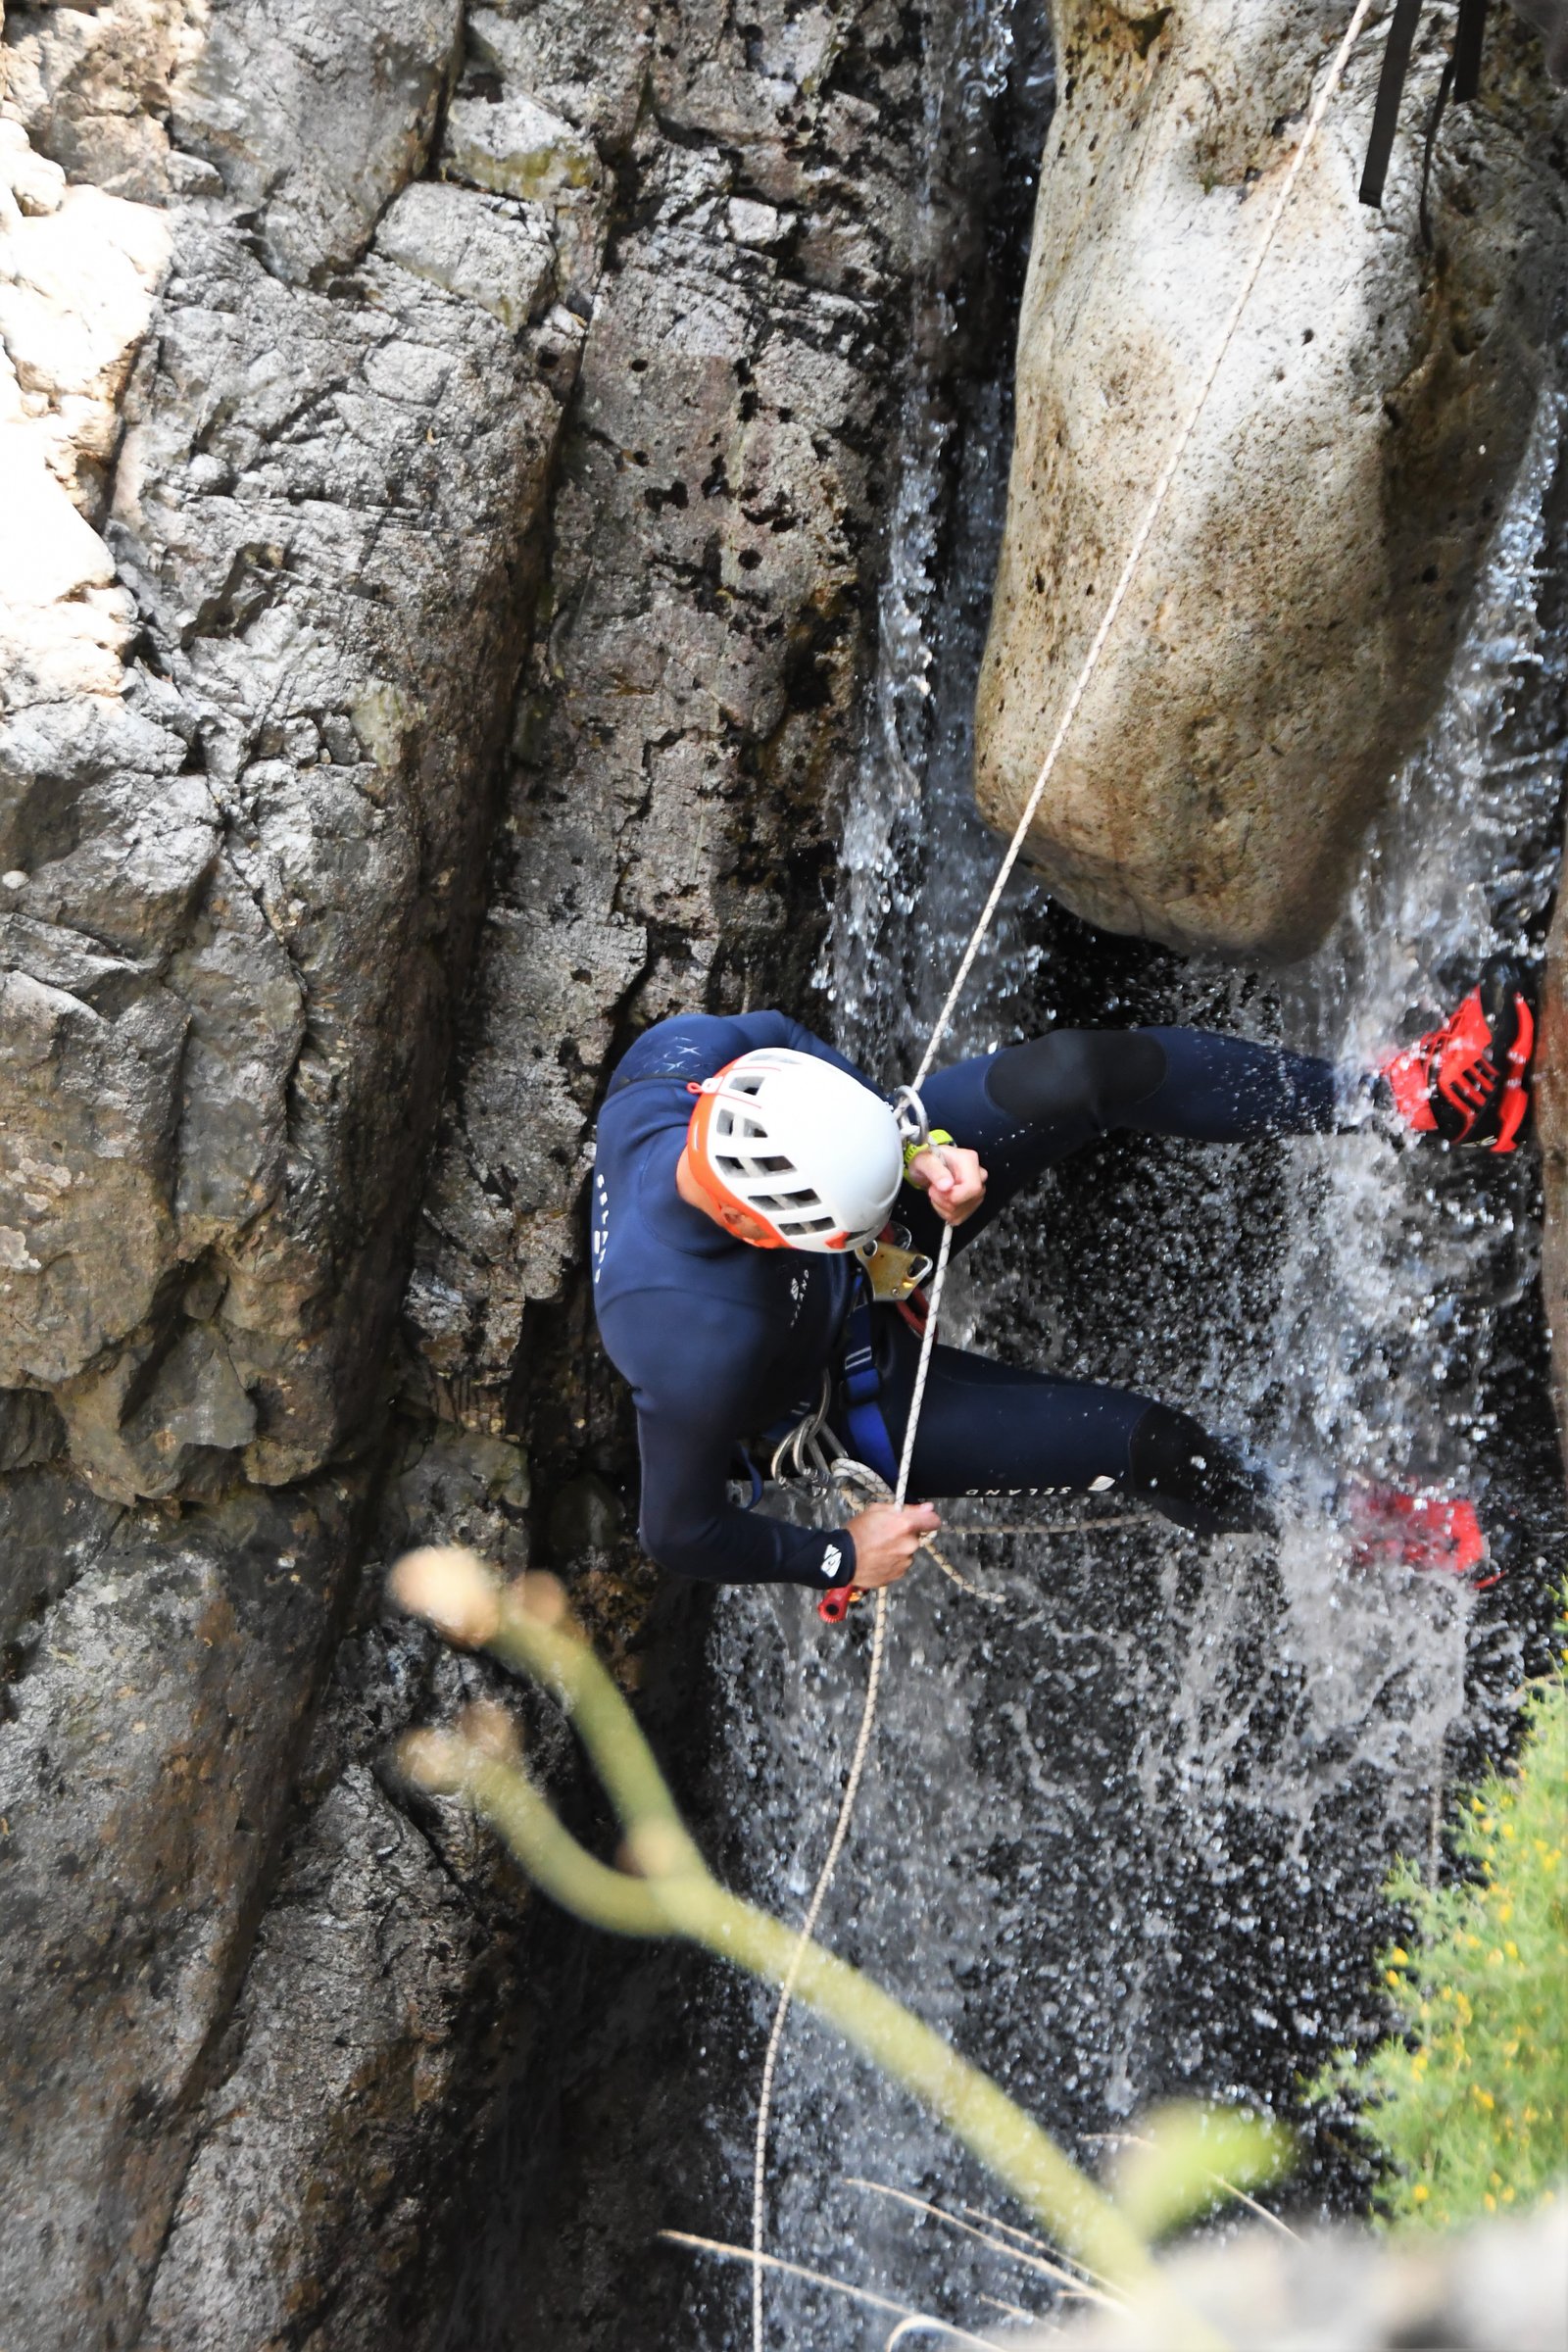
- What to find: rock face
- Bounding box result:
[0,0,983,2340]
[1537,849,1568,1479]
[974,0,1567,959]
[0,1473,364,2347]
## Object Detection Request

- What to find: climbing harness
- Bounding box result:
[749,12,1384,2345]
[766,1378,999,1620]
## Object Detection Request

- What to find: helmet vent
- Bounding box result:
[689,1047,902,1254]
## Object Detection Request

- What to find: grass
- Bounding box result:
[1317,1649,1568,2232]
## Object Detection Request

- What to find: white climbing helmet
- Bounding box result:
[685,1048,905,1251]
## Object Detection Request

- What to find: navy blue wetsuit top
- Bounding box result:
[591,1011,873,1590]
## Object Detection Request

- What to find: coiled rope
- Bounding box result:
[750,10,1378,2340]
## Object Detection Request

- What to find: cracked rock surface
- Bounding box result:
[0,0,975,2339]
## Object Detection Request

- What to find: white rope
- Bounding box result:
[749,11,1377,2339]
[748,1221,956,2345]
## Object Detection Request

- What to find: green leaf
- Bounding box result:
[1112,2102,1290,2240]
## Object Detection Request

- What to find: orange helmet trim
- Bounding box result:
[686,1066,790,1249]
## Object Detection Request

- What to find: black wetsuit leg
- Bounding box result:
[844,1027,1335,1536]
[898,1026,1338,1260]
[867,1315,1268,1537]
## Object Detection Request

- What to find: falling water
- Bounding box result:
[706,114,1568,2352]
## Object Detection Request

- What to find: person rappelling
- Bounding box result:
[589,0,1560,1635]
[588,959,1534,1611]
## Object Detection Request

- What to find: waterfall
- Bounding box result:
[707,115,1568,2352]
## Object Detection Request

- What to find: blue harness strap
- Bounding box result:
[730,1446,766,1508]
[839,1280,901,1489]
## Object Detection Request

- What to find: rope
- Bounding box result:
[749,10,1377,2338]
[749,1221,953,2348]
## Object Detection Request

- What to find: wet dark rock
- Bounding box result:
[548,1471,624,1562]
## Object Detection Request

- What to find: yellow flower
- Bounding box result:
[1504,1940,1519,1960]
[1412,2184,1430,2204]
[1502,2187,1516,2205]
[1473,2087,1495,2111]
[1485,2193,1496,2211]
[1389,1946,1410,1965]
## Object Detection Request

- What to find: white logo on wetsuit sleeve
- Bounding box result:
[591,1171,610,1285]
[820,1544,842,1583]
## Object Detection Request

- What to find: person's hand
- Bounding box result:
[906,1143,987,1227]
[843,1500,941,1589]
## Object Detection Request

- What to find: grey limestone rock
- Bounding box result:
[974,1,1568,958]
[0,1471,365,2350]
[0,0,200,203]
[374,180,557,336]
[168,0,464,284]
[1512,0,1568,80]
[400,0,937,1421]
[0,0,967,2337]
[139,1764,489,2352]
[0,4,596,2340]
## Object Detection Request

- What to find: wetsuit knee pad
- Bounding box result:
[985,1030,1167,1129]
[1126,1401,1270,1538]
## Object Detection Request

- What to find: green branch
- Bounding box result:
[391,1546,1288,2348]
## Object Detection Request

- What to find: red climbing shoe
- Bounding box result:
[1343,1478,1497,1588]
[1380,956,1535,1153]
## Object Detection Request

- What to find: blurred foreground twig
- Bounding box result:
[391,1546,1289,2351]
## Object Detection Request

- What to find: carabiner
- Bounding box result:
[890,1083,930,1154]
